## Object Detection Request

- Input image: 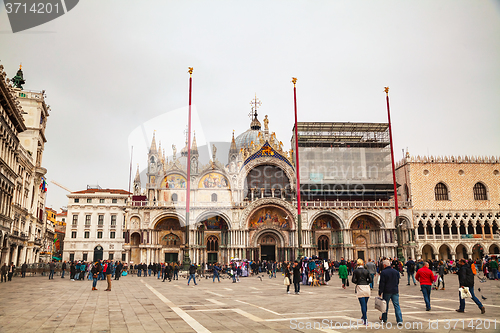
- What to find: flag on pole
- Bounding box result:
[40,177,47,192]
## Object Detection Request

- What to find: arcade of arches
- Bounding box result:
[301,214,406,261]
[421,243,500,261]
[128,217,186,264]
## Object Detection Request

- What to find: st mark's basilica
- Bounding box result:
[123,97,414,265]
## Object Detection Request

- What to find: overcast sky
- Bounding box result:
[1,0,499,210]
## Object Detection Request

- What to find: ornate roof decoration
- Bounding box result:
[396,154,500,168]
[242,141,293,168]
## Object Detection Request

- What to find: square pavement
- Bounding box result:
[0,271,498,333]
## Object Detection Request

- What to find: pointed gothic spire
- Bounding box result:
[134,165,140,182]
[191,131,198,155]
[149,132,157,153]
[158,141,163,158]
[229,130,238,155]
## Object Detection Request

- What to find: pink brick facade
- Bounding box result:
[396,155,500,260]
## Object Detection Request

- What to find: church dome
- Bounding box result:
[235,129,263,150]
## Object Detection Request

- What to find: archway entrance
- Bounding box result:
[472,244,484,260]
[318,235,329,260]
[93,245,103,262]
[351,215,381,261]
[259,233,277,261]
[312,214,341,260]
[421,244,434,260]
[248,205,292,262]
[156,217,184,264]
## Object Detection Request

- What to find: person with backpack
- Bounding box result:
[405,257,416,286]
[456,259,485,314]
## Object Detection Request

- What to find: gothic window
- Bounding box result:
[473,182,487,200]
[211,193,217,202]
[207,235,219,251]
[171,193,178,202]
[434,183,448,200]
[318,235,329,251]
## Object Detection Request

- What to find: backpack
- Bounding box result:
[471,263,477,275]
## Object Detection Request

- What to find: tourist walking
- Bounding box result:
[61,261,66,278]
[284,262,292,294]
[104,260,112,291]
[339,260,348,289]
[365,259,376,290]
[292,261,301,295]
[436,260,446,290]
[91,261,102,290]
[489,258,498,280]
[405,257,416,285]
[352,259,372,325]
[213,263,221,283]
[173,263,179,280]
[7,262,15,281]
[48,261,56,279]
[456,259,485,314]
[21,262,27,278]
[1,263,7,282]
[379,259,403,324]
[114,261,122,280]
[415,262,434,311]
[187,264,198,286]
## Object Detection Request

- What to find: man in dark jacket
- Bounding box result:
[292,261,301,295]
[114,261,122,280]
[456,259,485,314]
[187,264,197,285]
[379,259,403,324]
[21,262,27,278]
[104,260,112,291]
[405,257,416,285]
[61,261,66,278]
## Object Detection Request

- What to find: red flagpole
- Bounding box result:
[184,67,193,267]
[292,77,303,258]
[385,87,403,260]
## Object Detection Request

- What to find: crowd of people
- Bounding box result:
[2,253,498,327]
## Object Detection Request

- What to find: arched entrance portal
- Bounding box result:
[156,217,184,264]
[196,214,229,264]
[312,214,342,260]
[258,233,277,261]
[130,232,141,264]
[93,245,103,262]
[248,205,293,262]
[351,215,381,261]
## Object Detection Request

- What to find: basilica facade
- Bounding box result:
[123,106,414,265]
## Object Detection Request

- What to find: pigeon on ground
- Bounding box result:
[258,276,262,281]
[481,295,487,300]
[478,288,481,292]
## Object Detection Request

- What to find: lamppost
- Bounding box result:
[292,77,303,259]
[384,87,404,261]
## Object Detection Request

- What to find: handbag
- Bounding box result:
[459,287,471,299]
[284,277,290,286]
[375,296,386,312]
